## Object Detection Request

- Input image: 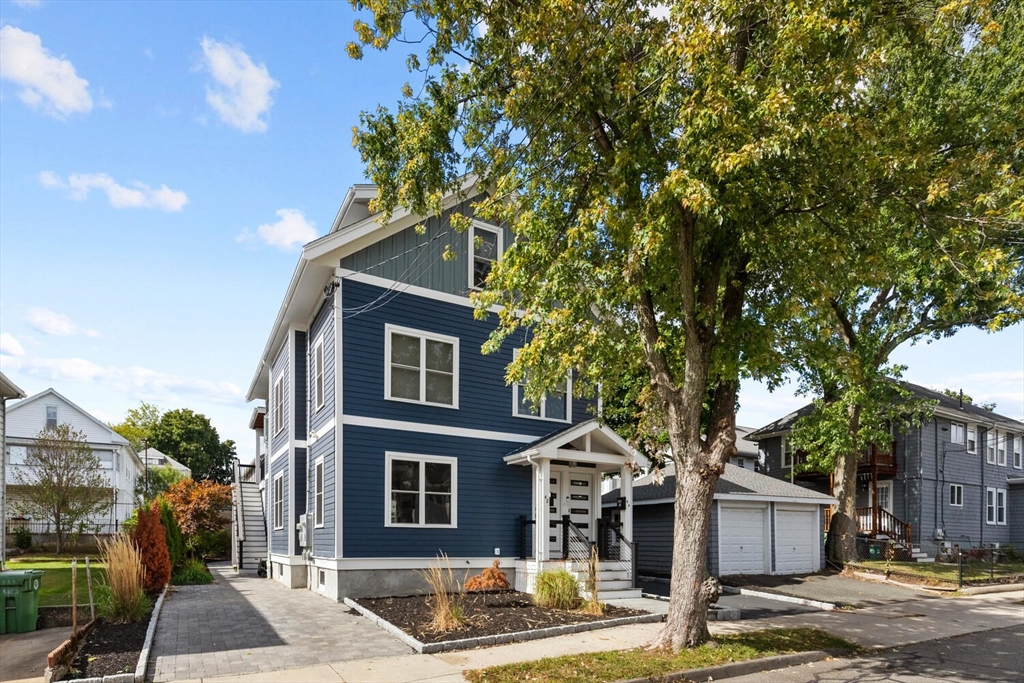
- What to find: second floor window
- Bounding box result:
[385,325,458,408]
[987,432,997,464]
[966,426,977,453]
[1014,436,1022,469]
[273,375,284,435]
[45,405,58,430]
[782,436,795,469]
[950,422,965,445]
[313,339,325,411]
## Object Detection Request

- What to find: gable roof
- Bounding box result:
[8,388,130,447]
[504,419,650,468]
[603,462,835,505]
[141,447,192,477]
[746,381,1024,441]
[0,372,26,400]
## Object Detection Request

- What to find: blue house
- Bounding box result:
[241,181,645,600]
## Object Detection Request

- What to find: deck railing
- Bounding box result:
[856,506,912,547]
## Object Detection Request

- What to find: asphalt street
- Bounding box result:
[725,622,1024,683]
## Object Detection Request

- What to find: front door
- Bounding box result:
[548,472,562,558]
[874,481,893,513]
[547,470,595,558]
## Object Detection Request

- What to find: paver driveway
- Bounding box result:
[147,564,412,682]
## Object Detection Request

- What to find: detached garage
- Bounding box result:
[603,464,835,577]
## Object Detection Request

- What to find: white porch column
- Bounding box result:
[620,464,633,541]
[537,458,551,560]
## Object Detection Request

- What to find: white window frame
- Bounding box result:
[782,436,794,469]
[511,351,572,423]
[950,422,965,445]
[313,338,325,412]
[384,324,459,409]
[996,432,1007,467]
[1014,434,1022,469]
[45,405,58,430]
[314,457,325,528]
[987,430,997,464]
[468,220,503,290]
[273,374,284,436]
[273,473,284,530]
[966,425,977,454]
[949,484,963,507]
[384,452,457,528]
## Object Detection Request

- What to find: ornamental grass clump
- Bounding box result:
[533,569,582,610]
[172,558,214,585]
[419,552,467,632]
[581,545,606,615]
[98,533,150,623]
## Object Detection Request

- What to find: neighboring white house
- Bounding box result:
[1,372,28,566]
[139,446,192,479]
[5,388,142,531]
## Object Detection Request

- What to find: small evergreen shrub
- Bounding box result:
[154,496,185,570]
[13,526,32,550]
[172,558,214,585]
[464,560,511,591]
[533,569,582,610]
[131,506,171,592]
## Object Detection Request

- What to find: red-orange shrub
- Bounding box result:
[464,560,510,591]
[131,506,171,592]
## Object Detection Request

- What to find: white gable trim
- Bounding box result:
[8,388,129,445]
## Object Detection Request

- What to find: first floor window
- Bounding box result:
[949,484,963,507]
[386,453,456,527]
[273,375,284,435]
[314,459,324,527]
[986,487,1006,525]
[950,422,965,445]
[273,474,284,529]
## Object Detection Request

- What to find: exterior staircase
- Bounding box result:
[575,563,643,600]
[232,459,267,570]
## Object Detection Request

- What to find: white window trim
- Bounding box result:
[45,405,58,430]
[987,429,997,465]
[273,374,285,436]
[273,473,284,530]
[510,351,572,424]
[996,488,1006,525]
[950,422,965,445]
[468,220,503,291]
[966,425,977,454]
[949,484,963,507]
[313,338,325,412]
[314,457,325,528]
[1013,434,1022,469]
[782,435,794,469]
[384,324,460,409]
[384,452,458,529]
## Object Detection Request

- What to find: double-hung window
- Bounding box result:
[273,474,284,529]
[987,430,997,464]
[314,458,324,527]
[385,325,458,407]
[949,484,963,507]
[313,339,325,412]
[386,453,456,527]
[986,487,1006,525]
[45,405,58,430]
[273,375,284,435]
[966,426,977,454]
[950,422,965,445]
[512,354,570,422]
[997,433,1007,467]
[1014,435,1022,469]
[469,221,502,290]
[782,436,794,469]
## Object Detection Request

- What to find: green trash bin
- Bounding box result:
[0,570,44,634]
[868,544,880,560]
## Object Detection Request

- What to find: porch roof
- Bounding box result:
[503,419,648,469]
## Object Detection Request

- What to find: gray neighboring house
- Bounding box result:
[747,382,1024,559]
[602,463,835,577]
[140,447,192,479]
[1,372,28,567]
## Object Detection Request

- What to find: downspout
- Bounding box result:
[934,419,940,542]
[980,428,985,547]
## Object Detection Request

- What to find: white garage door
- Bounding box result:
[775,508,817,574]
[719,504,767,575]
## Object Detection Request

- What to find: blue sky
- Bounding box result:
[1,1,1021,463]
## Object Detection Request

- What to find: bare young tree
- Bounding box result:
[14,425,111,554]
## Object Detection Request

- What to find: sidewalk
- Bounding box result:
[167,589,1023,682]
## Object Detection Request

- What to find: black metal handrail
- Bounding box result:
[562,516,593,563]
[519,515,536,560]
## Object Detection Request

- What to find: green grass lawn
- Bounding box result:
[6,555,107,606]
[464,628,857,683]
[853,560,1024,585]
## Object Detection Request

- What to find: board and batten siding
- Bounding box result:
[342,424,532,558]
[341,278,594,436]
[340,196,514,297]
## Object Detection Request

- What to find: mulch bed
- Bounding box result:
[356,590,645,644]
[62,589,160,681]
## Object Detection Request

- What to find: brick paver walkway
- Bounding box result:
[147,564,413,681]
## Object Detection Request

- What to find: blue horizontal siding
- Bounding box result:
[294,331,307,441]
[342,425,532,558]
[294,447,307,551]
[310,431,336,557]
[270,342,289,456]
[341,278,594,436]
[270,456,289,554]
[310,299,335,434]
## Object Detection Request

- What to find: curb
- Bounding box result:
[613,648,848,683]
[720,585,837,611]
[344,598,666,654]
[958,583,1024,595]
[851,571,950,596]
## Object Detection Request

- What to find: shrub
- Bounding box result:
[464,560,510,591]
[172,558,214,585]
[191,529,231,560]
[154,496,185,570]
[419,553,466,632]
[13,526,32,550]
[121,508,139,535]
[131,506,171,592]
[98,533,150,622]
[533,569,581,610]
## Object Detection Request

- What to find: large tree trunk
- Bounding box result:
[829,405,862,565]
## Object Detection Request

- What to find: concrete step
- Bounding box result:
[913,557,935,563]
[591,588,643,600]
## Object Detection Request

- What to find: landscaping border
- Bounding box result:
[611,648,851,683]
[42,584,169,683]
[344,597,666,654]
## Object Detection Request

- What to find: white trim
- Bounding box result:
[614,494,837,507]
[310,556,514,571]
[1014,433,1022,469]
[343,414,537,443]
[986,487,1007,525]
[967,425,977,454]
[273,473,284,530]
[384,452,458,528]
[309,417,335,445]
[337,268,506,313]
[510,350,572,424]
[268,553,307,566]
[334,283,344,559]
[271,443,289,462]
[384,324,460,409]
[718,501,771,576]
[313,336,325,412]
[949,483,963,507]
[468,220,503,290]
[782,435,793,469]
[950,421,966,446]
[314,456,325,528]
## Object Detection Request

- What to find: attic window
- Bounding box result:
[469,222,502,290]
[45,405,58,430]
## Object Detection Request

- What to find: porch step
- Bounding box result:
[591,588,643,600]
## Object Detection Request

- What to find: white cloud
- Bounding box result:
[12,0,44,8]
[38,170,189,212]
[0,25,93,118]
[0,333,26,356]
[238,208,317,250]
[2,355,244,403]
[199,37,278,133]
[26,307,101,338]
